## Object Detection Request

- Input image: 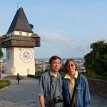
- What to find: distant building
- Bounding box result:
[35,59,49,72]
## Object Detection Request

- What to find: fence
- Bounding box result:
[88,78,107,99]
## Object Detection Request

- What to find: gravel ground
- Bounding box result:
[0,77,107,107]
[0,77,40,107]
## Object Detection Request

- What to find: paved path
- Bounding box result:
[0,77,107,107]
[91,94,107,107]
[0,77,40,107]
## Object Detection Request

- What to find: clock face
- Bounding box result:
[20,48,33,63]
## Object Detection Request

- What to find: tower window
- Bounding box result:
[26,32,29,36]
[19,31,22,35]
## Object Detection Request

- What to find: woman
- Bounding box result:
[62,59,91,107]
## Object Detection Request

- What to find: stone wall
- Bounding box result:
[87,78,107,99]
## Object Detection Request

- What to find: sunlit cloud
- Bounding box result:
[38,32,72,44]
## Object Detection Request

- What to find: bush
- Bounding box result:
[27,68,49,79]
[35,68,49,76]
[27,74,40,79]
[0,80,11,89]
[82,70,105,80]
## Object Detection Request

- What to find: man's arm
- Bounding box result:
[39,95,45,107]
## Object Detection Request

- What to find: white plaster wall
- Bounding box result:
[6,31,33,37]
[5,47,35,76]
[13,48,35,75]
[14,31,32,36]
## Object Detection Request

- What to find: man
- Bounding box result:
[39,56,63,107]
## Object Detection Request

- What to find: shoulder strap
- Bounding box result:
[70,73,80,106]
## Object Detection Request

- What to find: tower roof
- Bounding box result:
[7,7,33,34]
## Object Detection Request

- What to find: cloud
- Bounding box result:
[38,32,72,44]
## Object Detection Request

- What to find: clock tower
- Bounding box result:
[0,7,40,75]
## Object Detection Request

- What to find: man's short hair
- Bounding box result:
[49,55,61,64]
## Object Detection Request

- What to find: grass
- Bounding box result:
[0,80,11,89]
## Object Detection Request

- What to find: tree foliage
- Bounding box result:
[84,41,107,78]
[0,46,3,59]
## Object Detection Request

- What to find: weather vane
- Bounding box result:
[17,0,22,9]
[17,2,19,9]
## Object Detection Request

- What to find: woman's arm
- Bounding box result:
[83,77,91,107]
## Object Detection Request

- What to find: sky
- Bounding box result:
[0,0,107,59]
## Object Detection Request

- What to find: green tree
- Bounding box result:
[0,47,3,58]
[0,46,3,79]
[84,41,107,79]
